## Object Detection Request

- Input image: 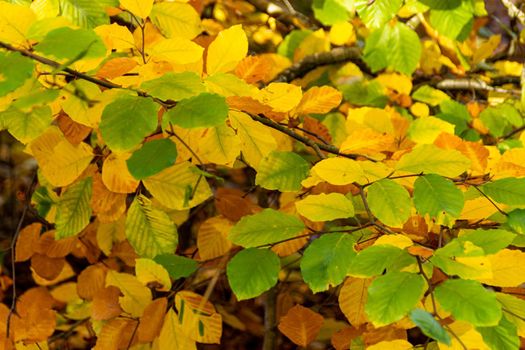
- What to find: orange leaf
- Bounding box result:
[57,113,92,145]
[15,288,56,342]
[278,305,324,347]
[30,254,65,281]
[35,230,77,258]
[91,172,126,223]
[15,223,41,262]
[93,318,135,350]
[77,264,107,301]
[91,286,123,320]
[407,246,434,259]
[339,277,371,327]
[197,216,233,260]
[101,153,139,194]
[96,57,138,80]
[138,297,168,342]
[296,86,342,115]
[332,326,364,350]
[235,55,272,84]
[303,116,332,144]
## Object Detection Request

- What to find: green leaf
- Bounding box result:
[36,27,106,60]
[395,144,471,177]
[367,179,411,227]
[482,178,525,206]
[348,245,415,277]
[457,229,516,254]
[434,279,502,327]
[477,316,520,350]
[295,193,354,222]
[300,233,356,293]
[140,72,205,102]
[228,209,305,248]
[127,139,178,180]
[431,239,490,279]
[354,0,403,29]
[255,151,309,191]
[277,30,312,60]
[0,51,34,97]
[479,103,522,138]
[506,209,525,234]
[2,106,53,144]
[55,177,93,239]
[58,0,112,28]
[437,100,471,135]
[363,21,421,75]
[427,0,474,40]
[163,93,228,129]
[412,85,450,106]
[227,248,280,300]
[410,309,451,345]
[365,271,425,327]
[153,254,198,280]
[125,195,178,258]
[414,174,464,219]
[99,95,159,152]
[496,293,525,334]
[312,0,351,25]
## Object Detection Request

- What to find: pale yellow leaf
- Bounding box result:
[311,157,365,185]
[373,235,413,249]
[135,258,172,291]
[106,270,152,317]
[408,117,455,144]
[149,2,201,40]
[175,291,222,343]
[120,0,153,18]
[206,24,248,75]
[148,38,203,65]
[438,321,488,350]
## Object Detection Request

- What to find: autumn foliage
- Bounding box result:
[1,0,525,349]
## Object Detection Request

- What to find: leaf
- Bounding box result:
[199,124,241,166]
[149,2,201,40]
[365,271,425,327]
[278,305,324,347]
[126,139,178,180]
[300,233,356,293]
[140,72,205,102]
[255,151,309,191]
[367,179,411,228]
[496,293,525,337]
[228,209,305,248]
[227,248,280,300]
[174,291,222,343]
[0,1,36,45]
[197,216,233,260]
[409,308,451,345]
[3,106,52,144]
[354,0,403,29]
[0,52,34,97]
[148,38,204,65]
[119,0,152,18]
[94,23,135,51]
[413,174,464,219]
[36,27,106,60]
[477,316,520,350]
[457,229,516,254]
[338,277,371,327]
[312,0,351,25]
[155,308,196,350]
[153,254,198,280]
[55,177,92,239]
[77,265,106,300]
[296,86,342,115]
[137,297,167,343]
[431,240,493,280]
[428,0,474,40]
[364,21,421,75]
[207,24,248,75]
[102,153,139,193]
[142,161,213,210]
[434,279,502,327]
[412,85,450,106]
[125,194,178,258]
[105,270,152,317]
[58,0,111,28]
[99,95,159,152]
[395,144,471,177]
[348,245,415,278]
[15,223,42,262]
[311,157,365,185]
[408,116,455,144]
[229,110,277,168]
[135,258,172,291]
[482,178,525,206]
[259,83,303,113]
[478,249,525,287]
[163,93,228,129]
[296,193,354,222]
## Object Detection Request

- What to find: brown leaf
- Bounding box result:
[407,246,434,259]
[138,297,167,342]
[15,287,56,343]
[35,230,78,258]
[91,172,126,223]
[332,326,364,350]
[31,254,65,281]
[56,113,92,145]
[15,223,41,262]
[278,305,324,347]
[91,286,123,320]
[214,188,260,222]
[93,318,135,350]
[110,240,139,267]
[77,264,107,301]
[303,116,332,144]
[363,324,407,347]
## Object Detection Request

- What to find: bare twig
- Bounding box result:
[245,0,319,30]
[500,0,525,26]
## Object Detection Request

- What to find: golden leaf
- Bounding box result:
[339,277,371,327]
[197,216,233,260]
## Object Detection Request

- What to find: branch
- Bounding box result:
[500,0,525,26]
[272,47,362,83]
[435,78,521,95]
[262,286,278,350]
[245,0,320,30]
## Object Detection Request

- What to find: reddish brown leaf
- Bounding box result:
[77,264,107,301]
[92,286,123,320]
[137,297,167,342]
[278,305,324,347]
[31,254,65,281]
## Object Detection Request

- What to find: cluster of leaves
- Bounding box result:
[0,0,525,349]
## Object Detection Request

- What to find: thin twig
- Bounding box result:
[472,185,508,217]
[126,319,140,350]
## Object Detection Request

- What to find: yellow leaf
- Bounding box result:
[30,127,94,187]
[493,148,525,178]
[368,339,414,350]
[346,107,393,134]
[478,249,525,287]
[338,277,371,327]
[340,128,394,156]
[148,38,203,65]
[278,305,324,347]
[101,153,139,193]
[197,216,233,260]
[259,82,302,113]
[329,21,356,46]
[106,270,152,317]
[154,308,196,350]
[376,73,413,95]
[410,102,430,118]
[150,2,201,40]
[460,196,500,221]
[206,24,247,75]
[135,258,172,291]
[198,125,241,166]
[0,1,36,45]
[395,144,471,177]
[229,111,277,168]
[94,23,135,51]
[408,117,455,144]
[311,157,365,185]
[472,35,500,65]
[143,161,213,210]
[373,235,413,249]
[96,216,126,256]
[175,291,222,343]
[120,0,153,18]
[438,321,488,350]
[296,86,342,115]
[489,60,523,77]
